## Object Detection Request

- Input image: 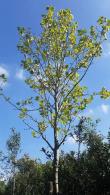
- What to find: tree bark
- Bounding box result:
[53,148,59,194]
[53,130,59,195]
[12,175,16,195]
[53,82,59,195]
[78,141,81,161]
[12,165,16,195]
[49,181,53,194]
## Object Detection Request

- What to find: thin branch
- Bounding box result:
[40,132,54,151]
[58,134,68,148]
[60,57,94,109]
[41,147,53,160]
[0,93,39,124]
[23,120,54,151]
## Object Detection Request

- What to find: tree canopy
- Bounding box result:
[1,6,110,195]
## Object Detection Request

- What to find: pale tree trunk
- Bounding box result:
[53,84,60,195]
[78,140,81,161]
[54,149,59,194]
[49,181,53,194]
[53,129,59,195]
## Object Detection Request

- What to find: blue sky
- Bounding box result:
[0,0,110,161]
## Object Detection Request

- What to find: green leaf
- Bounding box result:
[19,108,27,119]
[78,29,87,36]
[97,16,106,25]
[99,87,110,99]
[31,131,36,138]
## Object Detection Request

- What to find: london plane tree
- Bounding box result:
[1,6,110,194]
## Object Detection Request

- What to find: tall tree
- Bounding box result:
[1,7,110,194]
[71,117,99,160]
[6,128,21,195]
[15,155,44,195]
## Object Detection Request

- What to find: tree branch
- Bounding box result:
[60,57,94,109]
[23,120,54,151]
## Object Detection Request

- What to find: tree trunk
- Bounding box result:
[53,86,59,195]
[78,141,81,161]
[12,176,16,195]
[49,181,53,194]
[53,147,59,195]
[53,126,59,195]
[12,165,16,195]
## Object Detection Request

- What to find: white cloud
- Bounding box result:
[101,104,110,114]
[15,69,25,80]
[0,65,9,87]
[103,43,110,57]
[86,109,94,116]
[66,135,78,145]
[79,109,94,117]
[103,51,110,57]
[0,66,9,77]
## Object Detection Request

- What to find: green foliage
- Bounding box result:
[16,10,110,193]
[2,126,110,195]
[15,155,45,195]
[31,130,37,138]
[0,181,6,195]
[6,128,21,161]
[19,107,28,119]
[99,87,110,99]
[17,7,110,143]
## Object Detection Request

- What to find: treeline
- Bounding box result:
[0,122,110,195]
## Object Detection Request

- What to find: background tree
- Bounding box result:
[0,181,6,195]
[6,128,21,195]
[15,155,44,195]
[1,6,110,194]
[5,155,53,195]
[70,117,100,160]
[58,120,110,195]
[0,120,110,195]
